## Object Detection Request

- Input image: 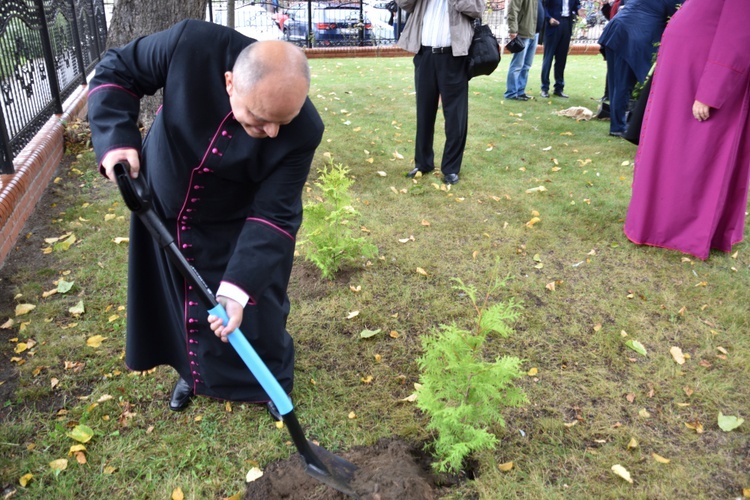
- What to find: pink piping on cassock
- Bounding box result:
[88,83,138,99]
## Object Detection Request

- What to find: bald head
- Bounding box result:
[232,40,310,94]
[224,41,311,139]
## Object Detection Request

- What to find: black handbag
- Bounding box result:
[505,36,525,54]
[468,19,500,79]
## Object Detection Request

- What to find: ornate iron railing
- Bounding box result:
[0,0,107,174]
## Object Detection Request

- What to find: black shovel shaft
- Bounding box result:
[113,161,358,497]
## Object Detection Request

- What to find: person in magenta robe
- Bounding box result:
[623,0,750,260]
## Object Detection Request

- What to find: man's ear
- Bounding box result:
[225,71,234,96]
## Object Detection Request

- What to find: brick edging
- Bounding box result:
[0,84,89,268]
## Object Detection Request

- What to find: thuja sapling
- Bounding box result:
[416,277,527,473]
[300,160,378,279]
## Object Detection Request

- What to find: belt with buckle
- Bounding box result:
[424,45,452,55]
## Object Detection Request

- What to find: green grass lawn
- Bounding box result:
[0,55,748,499]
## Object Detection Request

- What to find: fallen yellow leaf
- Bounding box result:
[527,367,538,376]
[68,444,87,455]
[685,421,704,434]
[86,335,106,348]
[246,467,264,483]
[611,464,633,483]
[348,411,357,419]
[346,311,360,319]
[49,459,68,472]
[15,304,36,317]
[525,217,541,228]
[172,487,185,500]
[670,346,686,365]
[652,453,670,464]
[627,437,638,449]
[497,462,513,472]
[416,267,428,276]
[19,473,33,487]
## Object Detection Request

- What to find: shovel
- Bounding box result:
[113,161,359,498]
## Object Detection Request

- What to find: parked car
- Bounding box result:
[283,2,374,46]
[235,4,284,40]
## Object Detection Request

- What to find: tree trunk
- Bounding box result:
[227,0,235,29]
[106,0,209,131]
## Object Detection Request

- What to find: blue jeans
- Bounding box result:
[504,34,538,98]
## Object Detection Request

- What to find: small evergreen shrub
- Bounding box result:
[417,276,527,473]
[300,160,378,279]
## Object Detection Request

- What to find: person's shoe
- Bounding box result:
[266,401,284,422]
[518,94,532,100]
[553,91,570,98]
[169,378,193,411]
[443,173,459,185]
[609,131,625,138]
[406,167,430,178]
[540,90,550,98]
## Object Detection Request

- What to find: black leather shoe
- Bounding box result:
[609,131,625,138]
[169,378,193,411]
[540,90,550,98]
[553,91,570,98]
[266,401,284,422]
[518,94,532,100]
[443,173,459,185]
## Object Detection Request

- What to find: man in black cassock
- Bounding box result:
[88,20,324,413]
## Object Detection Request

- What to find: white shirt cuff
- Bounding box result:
[216,282,250,308]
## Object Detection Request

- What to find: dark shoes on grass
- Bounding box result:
[169,378,193,411]
[169,376,286,423]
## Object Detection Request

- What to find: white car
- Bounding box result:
[235,5,284,40]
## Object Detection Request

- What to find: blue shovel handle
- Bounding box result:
[208,304,293,416]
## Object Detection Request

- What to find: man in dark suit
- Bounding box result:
[88,21,324,414]
[597,0,679,136]
[540,0,586,98]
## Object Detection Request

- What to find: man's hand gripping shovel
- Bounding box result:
[113,161,359,498]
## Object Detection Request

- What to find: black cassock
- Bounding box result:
[88,20,324,402]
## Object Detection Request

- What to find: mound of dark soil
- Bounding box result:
[245,438,439,499]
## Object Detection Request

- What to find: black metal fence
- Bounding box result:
[209,0,407,48]
[0,0,107,174]
[208,0,605,49]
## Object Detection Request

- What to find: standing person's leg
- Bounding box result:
[607,48,635,135]
[540,28,557,96]
[505,48,525,99]
[518,34,538,97]
[437,53,469,179]
[553,17,572,95]
[413,49,439,174]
